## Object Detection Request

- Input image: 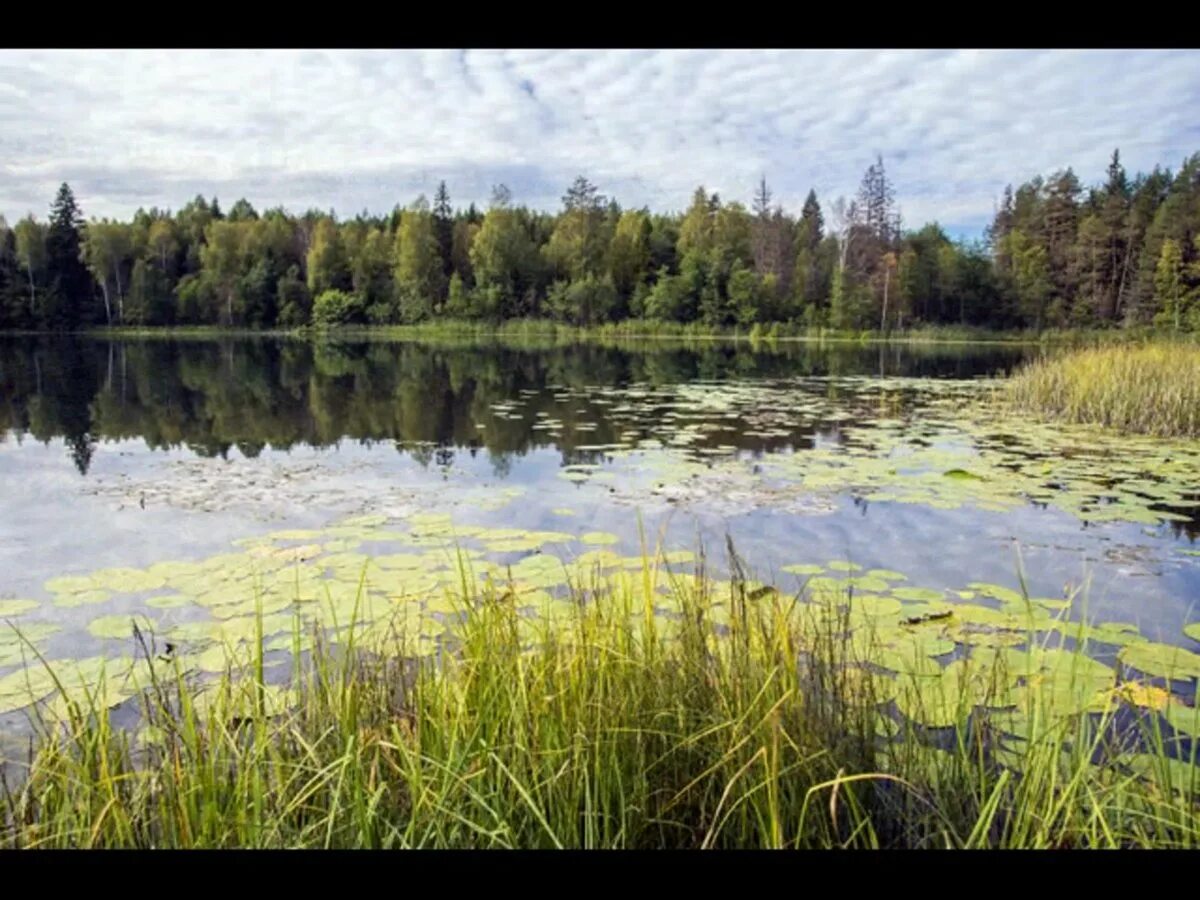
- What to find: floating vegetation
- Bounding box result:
[782,564,824,576]
[86,614,157,640]
[0,599,38,617]
[64,372,1200,535]
[1119,641,1200,682]
[2,544,1198,850]
[580,531,619,546]
[0,506,1192,748]
[4,340,1200,847]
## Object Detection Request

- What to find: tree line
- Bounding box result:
[1,150,1198,333]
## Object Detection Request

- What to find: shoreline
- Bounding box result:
[3,322,1193,347]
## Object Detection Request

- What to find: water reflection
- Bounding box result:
[0,336,1031,476]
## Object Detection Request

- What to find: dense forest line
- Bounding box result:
[1,150,1198,333]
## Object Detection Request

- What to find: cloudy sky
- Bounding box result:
[1,49,1198,238]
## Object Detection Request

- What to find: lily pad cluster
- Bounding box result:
[69,374,1200,533]
[0,511,694,715]
[764,560,1200,745]
[3,519,1198,768]
[466,376,1200,528]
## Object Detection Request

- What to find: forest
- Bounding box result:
[1,150,1198,333]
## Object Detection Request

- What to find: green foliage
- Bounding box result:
[393,200,445,323]
[276,266,311,328]
[1152,239,1195,332]
[174,273,216,324]
[443,272,471,319]
[469,204,541,319]
[306,218,350,299]
[726,262,764,326]
[644,268,690,322]
[5,153,1200,334]
[545,176,609,283]
[4,550,1198,849]
[312,289,366,326]
[545,273,618,325]
[125,258,172,326]
[607,209,650,308]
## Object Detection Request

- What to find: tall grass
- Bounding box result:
[1,557,1196,849]
[1007,342,1200,437]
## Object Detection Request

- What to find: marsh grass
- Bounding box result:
[1007,342,1200,437]
[0,552,1196,849]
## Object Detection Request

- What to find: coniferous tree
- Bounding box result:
[433,181,454,282]
[43,183,93,329]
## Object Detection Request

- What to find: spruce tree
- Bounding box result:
[433,181,454,281]
[43,183,94,329]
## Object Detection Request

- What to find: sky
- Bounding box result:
[1,49,1198,241]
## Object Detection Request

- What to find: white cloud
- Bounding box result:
[0,49,1197,236]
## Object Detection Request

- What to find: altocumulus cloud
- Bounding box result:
[1,49,1198,237]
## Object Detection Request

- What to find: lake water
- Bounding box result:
[1,335,1199,734]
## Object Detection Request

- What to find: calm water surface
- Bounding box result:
[1,336,1198,729]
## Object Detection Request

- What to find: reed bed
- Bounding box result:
[1007,342,1200,437]
[1,557,1196,849]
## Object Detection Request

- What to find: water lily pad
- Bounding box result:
[1119,641,1200,681]
[966,582,1025,605]
[1163,702,1200,737]
[782,563,824,576]
[850,595,903,618]
[51,589,113,608]
[485,538,545,553]
[0,599,39,617]
[87,613,157,640]
[893,662,977,729]
[145,593,193,610]
[944,469,984,481]
[89,567,168,593]
[581,532,619,546]
[44,575,96,595]
[892,587,944,603]
[1110,682,1172,711]
[846,575,892,593]
[0,656,132,715]
[269,528,325,541]
[146,560,207,582]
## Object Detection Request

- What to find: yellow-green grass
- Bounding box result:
[1007,342,1200,437]
[1,558,1196,849]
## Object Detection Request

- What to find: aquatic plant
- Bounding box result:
[1007,342,1200,438]
[2,543,1197,849]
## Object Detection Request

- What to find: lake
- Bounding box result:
[1,335,1199,733]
